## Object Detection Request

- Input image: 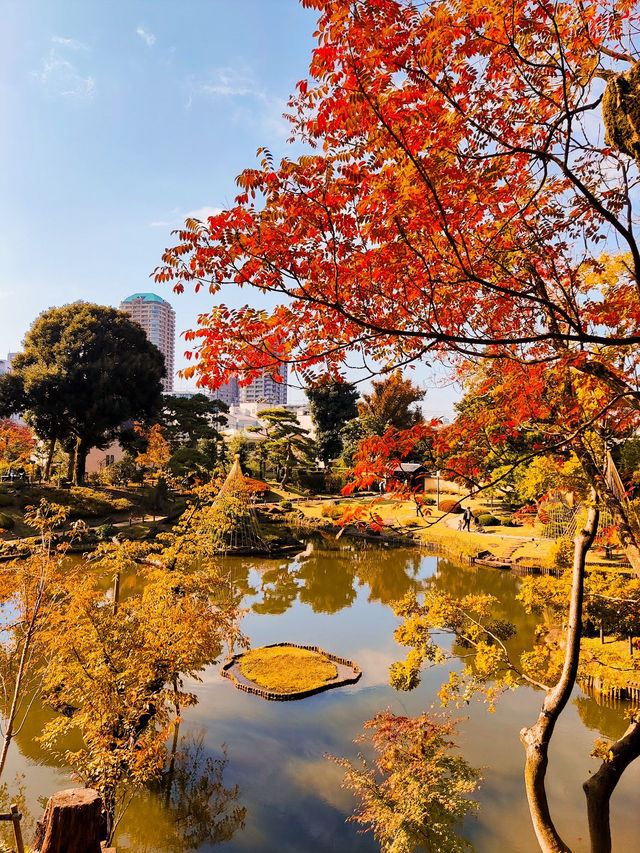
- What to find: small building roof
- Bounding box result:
[121,292,171,305]
[393,462,428,473]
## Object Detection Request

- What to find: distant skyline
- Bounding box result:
[0,0,460,417]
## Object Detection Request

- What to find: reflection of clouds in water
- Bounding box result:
[353,647,397,686]
[184,645,395,697]
[284,756,354,812]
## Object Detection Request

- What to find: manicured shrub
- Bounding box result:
[325,470,348,494]
[548,537,574,571]
[438,499,463,513]
[477,513,500,527]
[19,486,134,518]
[0,513,14,530]
[95,523,117,541]
[321,504,344,519]
[293,470,327,494]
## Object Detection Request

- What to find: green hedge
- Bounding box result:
[477,513,500,527]
[321,504,344,520]
[292,470,327,494]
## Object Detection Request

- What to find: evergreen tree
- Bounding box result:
[306,381,358,465]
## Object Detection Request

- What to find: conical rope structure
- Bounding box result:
[211,455,269,554]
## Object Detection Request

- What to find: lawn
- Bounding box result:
[239,645,339,694]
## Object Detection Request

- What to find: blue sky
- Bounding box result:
[0,0,460,416]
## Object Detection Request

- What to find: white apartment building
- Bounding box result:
[238,363,287,406]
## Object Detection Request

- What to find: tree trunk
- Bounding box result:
[73,437,87,486]
[112,570,120,616]
[32,788,102,853]
[0,585,44,780]
[280,446,293,488]
[43,436,57,482]
[164,676,181,809]
[65,443,75,482]
[583,719,640,853]
[520,502,599,853]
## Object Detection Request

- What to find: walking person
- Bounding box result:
[414,492,425,517]
[462,506,473,531]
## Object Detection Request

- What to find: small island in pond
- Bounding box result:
[221,643,362,701]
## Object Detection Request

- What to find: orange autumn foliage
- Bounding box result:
[0,419,35,474]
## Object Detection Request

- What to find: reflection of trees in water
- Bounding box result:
[573,694,630,742]
[250,545,425,616]
[429,560,540,656]
[211,563,257,609]
[298,552,358,613]
[117,734,246,853]
[354,549,422,605]
[252,565,301,615]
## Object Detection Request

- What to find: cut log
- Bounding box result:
[33,788,102,853]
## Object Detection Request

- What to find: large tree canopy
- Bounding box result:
[155,2,640,850]
[358,370,424,432]
[0,302,165,483]
[158,0,640,387]
[156,0,640,549]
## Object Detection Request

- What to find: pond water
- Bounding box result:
[7,544,640,852]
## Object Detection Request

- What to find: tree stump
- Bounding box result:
[32,788,102,853]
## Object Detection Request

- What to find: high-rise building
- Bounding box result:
[238,364,287,406]
[212,375,240,406]
[0,352,18,376]
[120,293,176,392]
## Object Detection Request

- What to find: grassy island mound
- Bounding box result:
[221,642,362,701]
[239,646,338,693]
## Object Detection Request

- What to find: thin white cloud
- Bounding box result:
[185,66,289,137]
[136,27,156,47]
[148,206,224,231]
[186,206,223,222]
[33,47,96,100]
[51,36,88,51]
[34,42,95,99]
[191,67,257,99]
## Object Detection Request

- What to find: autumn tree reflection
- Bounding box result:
[118,735,246,853]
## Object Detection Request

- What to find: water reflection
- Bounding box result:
[429,559,541,665]
[248,543,423,616]
[5,544,640,853]
[116,734,246,853]
[573,693,630,742]
[252,566,300,615]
